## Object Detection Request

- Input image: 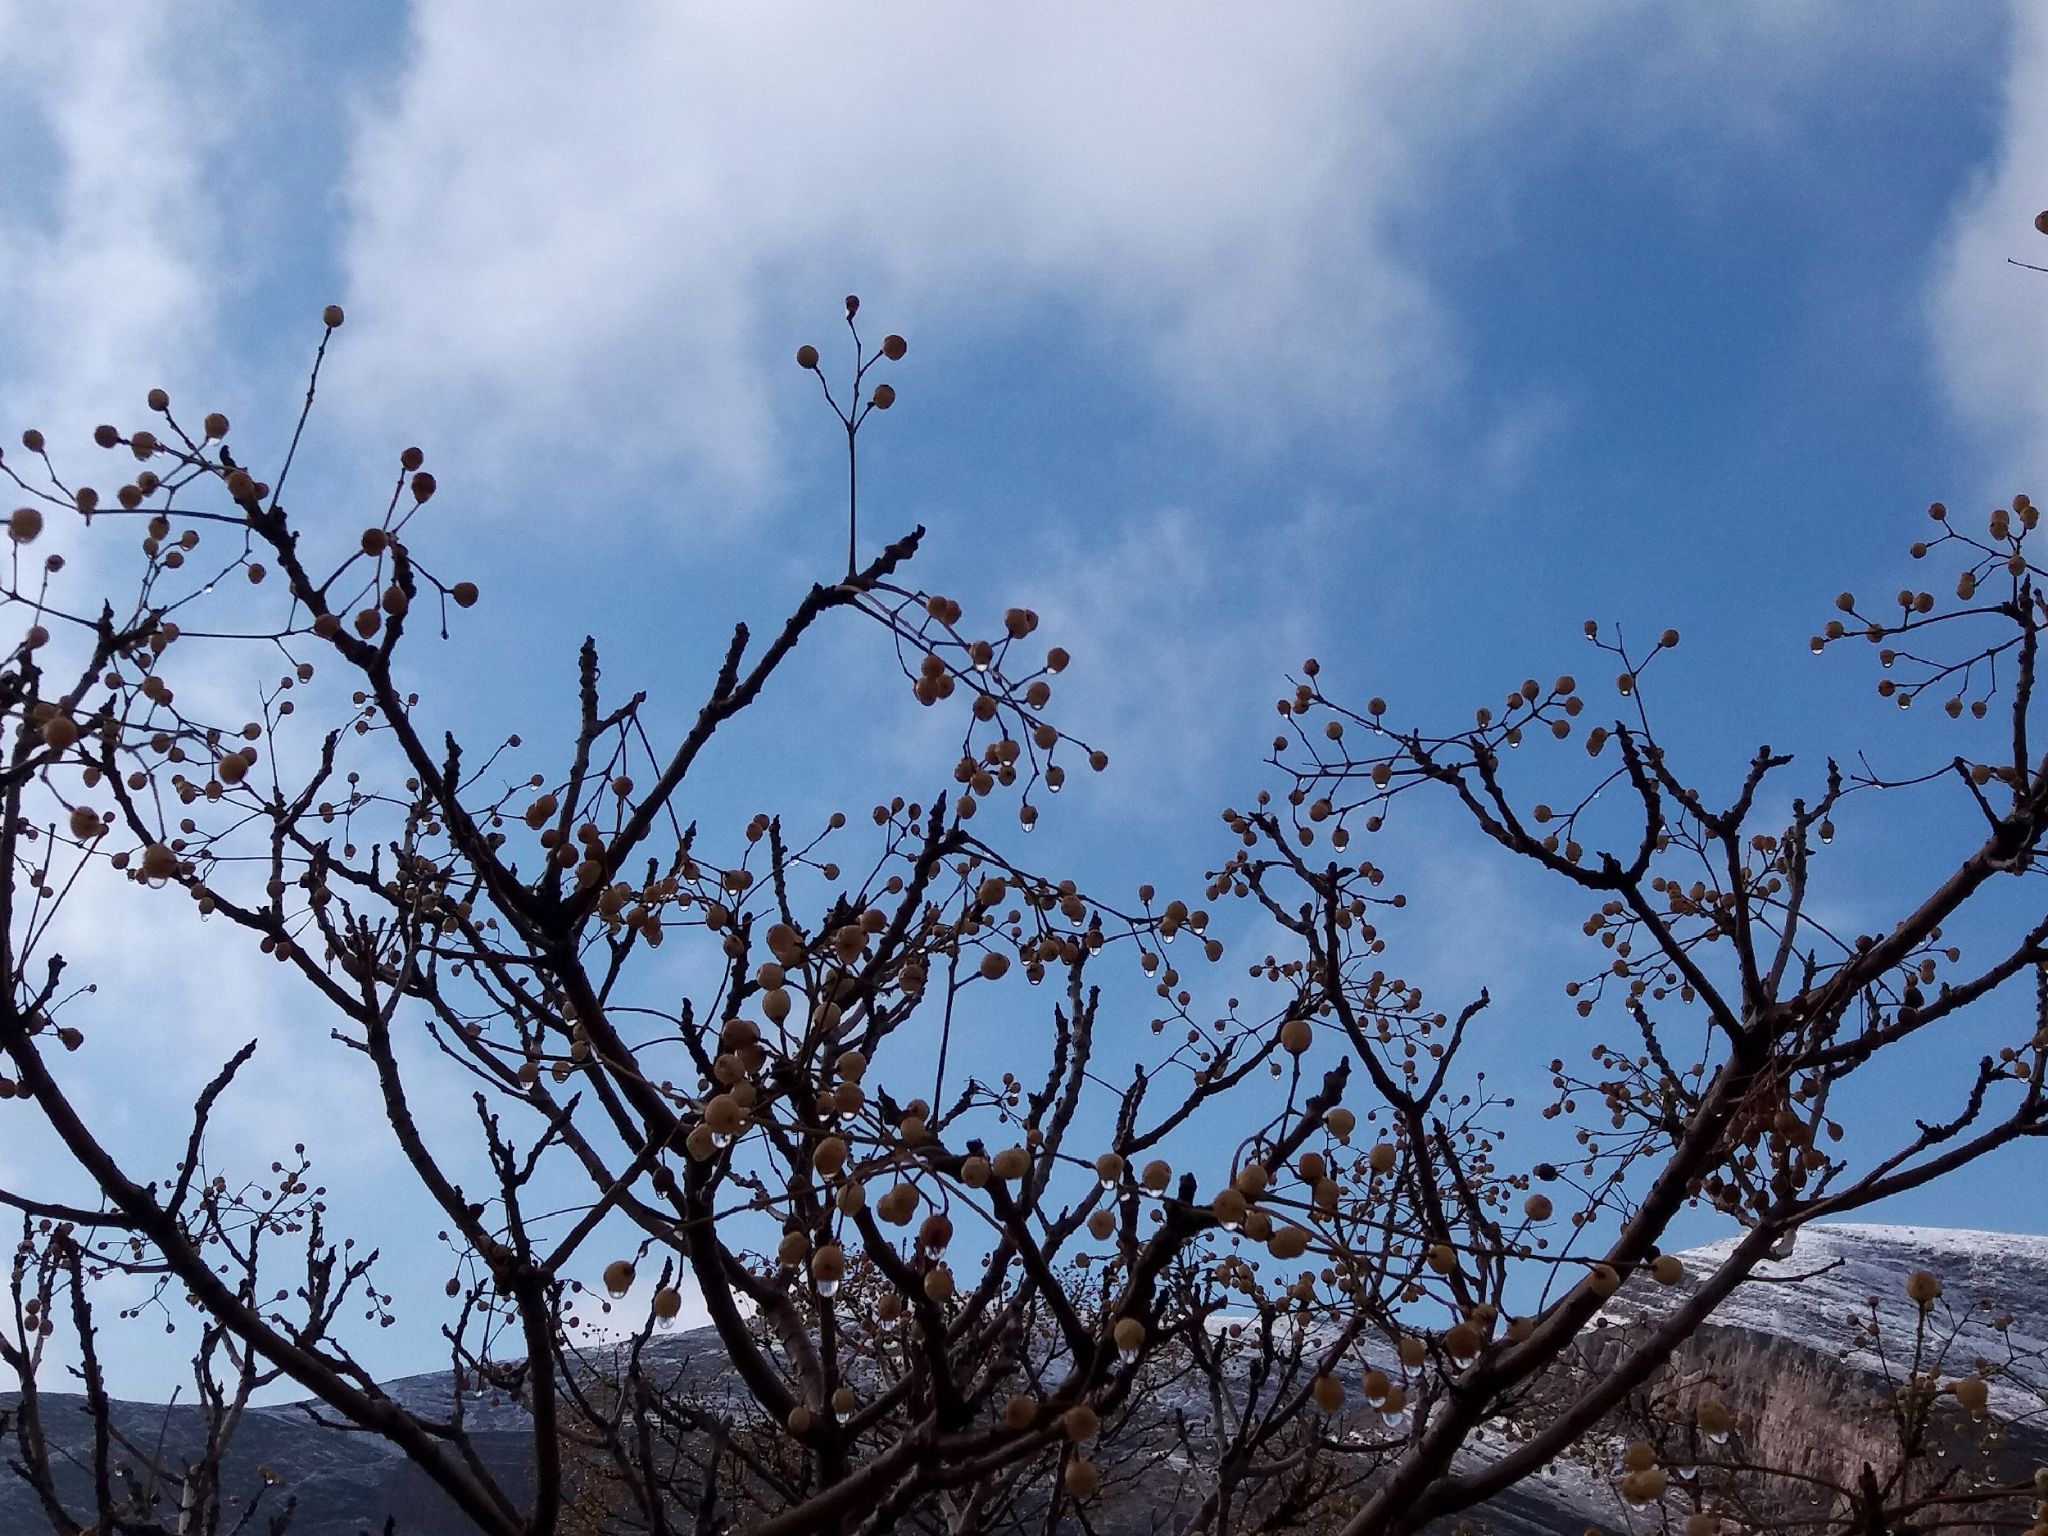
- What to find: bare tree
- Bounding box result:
[0,287,2043,1536]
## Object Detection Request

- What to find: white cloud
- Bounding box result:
[1930,5,2048,497]
[333,3,1977,526]
[331,3,1595,516]
[0,5,234,447]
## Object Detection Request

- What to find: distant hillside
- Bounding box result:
[5,1224,2043,1534]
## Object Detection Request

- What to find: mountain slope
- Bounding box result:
[4,1224,2042,1534]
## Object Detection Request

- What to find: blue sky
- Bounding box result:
[5,3,2048,1398]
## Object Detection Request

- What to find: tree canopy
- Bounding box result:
[1,297,2045,1536]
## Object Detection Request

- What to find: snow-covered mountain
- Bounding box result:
[4,1224,2043,1534]
[1650,1223,2048,1411]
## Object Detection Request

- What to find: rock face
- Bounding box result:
[4,1224,2042,1534]
[1598,1225,2048,1534]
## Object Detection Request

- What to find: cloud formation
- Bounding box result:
[1930,6,2048,497]
[334,3,1592,512]
[0,6,234,443]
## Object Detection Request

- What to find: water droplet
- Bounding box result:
[1119,1345,1138,1364]
[1380,1409,1408,1431]
[1705,1429,1731,1446]
[816,1278,840,1299]
[711,1131,732,1150]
